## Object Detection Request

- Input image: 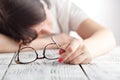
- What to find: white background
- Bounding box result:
[72,0,120,45]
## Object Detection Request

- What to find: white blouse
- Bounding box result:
[47,0,88,34]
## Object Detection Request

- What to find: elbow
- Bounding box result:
[106,28,117,48]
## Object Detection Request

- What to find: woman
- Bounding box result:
[0,0,116,64]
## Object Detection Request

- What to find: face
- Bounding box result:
[32,1,53,38]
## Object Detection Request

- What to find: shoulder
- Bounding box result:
[50,0,72,8]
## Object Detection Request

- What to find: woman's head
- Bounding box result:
[0,0,51,44]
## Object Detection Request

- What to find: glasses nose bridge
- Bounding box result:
[37,57,45,59]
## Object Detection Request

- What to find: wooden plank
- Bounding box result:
[0,50,88,80]
[82,47,120,80]
[3,60,88,80]
[0,53,14,80]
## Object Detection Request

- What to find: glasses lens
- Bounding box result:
[18,47,37,63]
[44,43,60,60]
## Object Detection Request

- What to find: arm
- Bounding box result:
[0,33,71,53]
[0,34,18,53]
[0,34,52,53]
[0,34,54,53]
[77,18,116,58]
[58,18,116,64]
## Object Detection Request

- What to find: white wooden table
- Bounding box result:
[0,47,120,80]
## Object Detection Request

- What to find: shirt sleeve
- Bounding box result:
[55,0,88,33]
[69,2,88,31]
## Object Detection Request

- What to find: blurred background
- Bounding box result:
[72,0,120,45]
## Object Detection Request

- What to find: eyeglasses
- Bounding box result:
[14,36,65,64]
[1,36,65,80]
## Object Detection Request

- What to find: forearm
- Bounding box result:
[0,33,71,53]
[84,28,116,58]
[0,34,53,53]
[0,34,19,53]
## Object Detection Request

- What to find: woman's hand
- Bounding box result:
[56,34,93,65]
[53,33,72,46]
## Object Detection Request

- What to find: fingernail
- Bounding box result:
[58,58,63,63]
[59,49,65,55]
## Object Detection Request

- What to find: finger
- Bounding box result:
[80,59,91,64]
[65,44,86,63]
[58,43,69,55]
[58,43,70,63]
[70,52,88,65]
[65,47,84,63]
[59,38,82,63]
[59,49,65,55]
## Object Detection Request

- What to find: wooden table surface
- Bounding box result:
[0,47,120,80]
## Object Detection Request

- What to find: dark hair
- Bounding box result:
[0,0,51,44]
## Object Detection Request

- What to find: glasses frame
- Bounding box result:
[14,36,64,64]
[1,36,65,80]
